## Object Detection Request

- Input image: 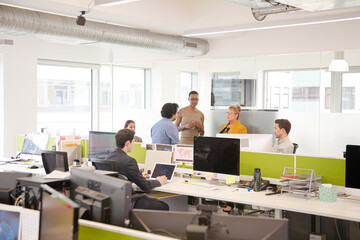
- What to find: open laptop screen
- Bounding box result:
[150,163,176,182]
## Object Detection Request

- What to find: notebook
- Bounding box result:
[150,162,176,182]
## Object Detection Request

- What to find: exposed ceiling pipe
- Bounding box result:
[225,0,301,21]
[0,4,209,56]
[251,5,301,21]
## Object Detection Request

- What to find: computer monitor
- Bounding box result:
[345,145,360,196]
[131,208,288,239]
[174,144,193,164]
[88,131,116,160]
[70,168,132,227]
[39,184,79,240]
[193,136,240,176]
[20,132,50,159]
[41,151,69,174]
[0,204,21,239]
[216,133,273,153]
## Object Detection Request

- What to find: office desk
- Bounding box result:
[0,160,46,175]
[155,177,360,222]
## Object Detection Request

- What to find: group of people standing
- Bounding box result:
[105,91,294,211]
[125,90,294,154]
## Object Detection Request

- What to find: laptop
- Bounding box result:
[150,162,176,182]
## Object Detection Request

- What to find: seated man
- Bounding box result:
[151,103,180,145]
[106,129,169,210]
[272,119,294,154]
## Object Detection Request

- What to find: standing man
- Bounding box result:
[151,103,180,145]
[273,119,294,154]
[106,128,169,210]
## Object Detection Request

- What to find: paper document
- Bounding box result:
[21,208,40,240]
[44,170,70,179]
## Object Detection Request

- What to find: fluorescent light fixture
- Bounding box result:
[184,13,360,37]
[94,0,140,7]
[328,59,349,72]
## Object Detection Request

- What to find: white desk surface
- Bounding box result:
[0,157,46,175]
[155,177,360,222]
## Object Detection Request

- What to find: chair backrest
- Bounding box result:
[91,159,117,172]
[293,143,299,154]
[41,151,69,174]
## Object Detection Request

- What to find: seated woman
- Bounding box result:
[219,104,247,213]
[219,104,247,134]
[124,120,142,142]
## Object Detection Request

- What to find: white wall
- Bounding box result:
[1,19,360,158]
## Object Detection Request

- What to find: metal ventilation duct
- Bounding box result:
[0,4,209,56]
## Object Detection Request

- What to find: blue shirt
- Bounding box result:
[151,117,180,145]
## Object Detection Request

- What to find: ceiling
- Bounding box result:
[1,0,360,40]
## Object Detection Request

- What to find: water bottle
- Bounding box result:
[254,168,261,192]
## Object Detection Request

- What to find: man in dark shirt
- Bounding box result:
[106,128,169,210]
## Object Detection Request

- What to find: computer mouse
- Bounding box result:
[29,165,39,169]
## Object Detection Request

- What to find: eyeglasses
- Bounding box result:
[189,98,199,101]
[226,112,236,115]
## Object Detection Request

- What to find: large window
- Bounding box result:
[211,72,255,107]
[342,71,360,112]
[265,69,323,112]
[113,66,150,109]
[38,62,151,136]
[37,62,95,136]
[180,72,198,107]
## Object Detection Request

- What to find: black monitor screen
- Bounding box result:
[70,168,132,227]
[345,145,360,189]
[194,136,240,176]
[89,131,116,160]
[21,132,50,155]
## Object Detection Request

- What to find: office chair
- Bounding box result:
[91,159,117,172]
[41,151,69,174]
[293,143,299,154]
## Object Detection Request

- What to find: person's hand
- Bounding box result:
[142,172,150,179]
[193,120,201,129]
[156,175,167,185]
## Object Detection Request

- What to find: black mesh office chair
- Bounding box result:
[91,159,117,172]
[293,143,299,154]
[41,151,69,174]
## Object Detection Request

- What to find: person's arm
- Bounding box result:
[126,158,161,192]
[175,109,182,128]
[168,124,181,145]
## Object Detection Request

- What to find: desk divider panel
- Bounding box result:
[127,143,146,164]
[79,225,142,240]
[240,152,294,179]
[296,156,345,186]
[81,139,88,158]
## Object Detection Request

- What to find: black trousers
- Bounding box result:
[134,197,169,211]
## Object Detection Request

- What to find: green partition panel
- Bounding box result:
[81,139,89,158]
[16,135,25,152]
[47,137,55,150]
[296,156,345,186]
[240,152,294,179]
[79,225,142,240]
[128,143,146,164]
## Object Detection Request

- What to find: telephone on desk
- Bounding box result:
[249,179,270,191]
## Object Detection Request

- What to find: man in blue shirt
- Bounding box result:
[151,103,180,145]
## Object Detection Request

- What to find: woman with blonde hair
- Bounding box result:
[219,104,247,134]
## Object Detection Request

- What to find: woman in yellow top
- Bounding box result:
[219,104,247,134]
